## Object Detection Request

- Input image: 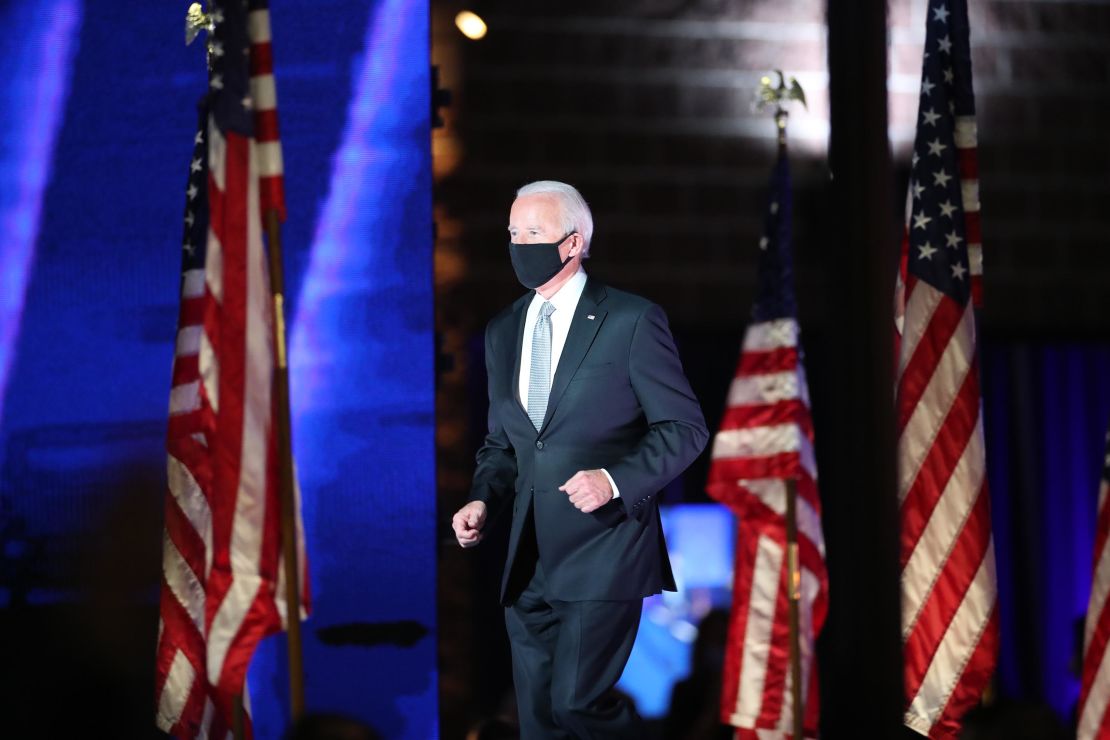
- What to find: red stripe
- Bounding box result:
[164,490,208,581]
[260,175,286,221]
[755,554,791,729]
[166,407,216,449]
[250,41,273,76]
[932,606,999,740]
[707,453,807,511]
[1092,495,1110,591]
[1080,560,1110,709]
[157,581,207,678]
[737,347,798,376]
[254,108,280,142]
[216,418,285,695]
[205,130,251,633]
[900,357,981,566]
[170,675,210,740]
[963,210,982,247]
[719,521,760,725]
[173,354,200,388]
[896,289,964,433]
[719,400,814,436]
[956,147,978,182]
[903,483,992,700]
[180,296,206,326]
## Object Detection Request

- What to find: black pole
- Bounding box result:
[820,0,904,736]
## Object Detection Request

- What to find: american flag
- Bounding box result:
[155,1,307,737]
[1078,423,1110,739]
[706,143,827,739]
[895,1,997,737]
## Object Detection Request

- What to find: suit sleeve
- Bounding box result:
[605,303,709,515]
[468,323,518,515]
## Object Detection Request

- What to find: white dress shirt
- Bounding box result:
[518,268,620,498]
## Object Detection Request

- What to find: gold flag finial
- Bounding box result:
[756,70,807,146]
[185,3,213,46]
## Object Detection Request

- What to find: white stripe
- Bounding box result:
[162,533,205,637]
[208,120,225,192]
[741,318,799,352]
[176,325,203,357]
[742,478,826,557]
[167,455,214,577]
[730,534,784,728]
[257,140,284,178]
[905,544,996,732]
[1079,620,1110,739]
[207,228,224,303]
[968,243,983,276]
[712,425,817,480]
[726,369,805,407]
[208,140,274,686]
[961,179,980,213]
[902,415,985,637]
[183,269,206,299]
[1084,511,1110,654]
[169,380,201,415]
[200,331,219,413]
[954,116,978,149]
[898,301,975,502]
[897,281,944,380]
[248,8,272,43]
[155,650,195,731]
[250,74,277,111]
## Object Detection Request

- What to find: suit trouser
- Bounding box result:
[504,555,644,739]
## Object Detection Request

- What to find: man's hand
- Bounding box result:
[559,470,613,513]
[452,501,488,548]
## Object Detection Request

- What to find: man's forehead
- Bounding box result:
[510,193,560,221]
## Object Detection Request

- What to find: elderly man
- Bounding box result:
[452,181,708,738]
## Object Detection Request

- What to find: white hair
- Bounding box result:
[515,180,595,257]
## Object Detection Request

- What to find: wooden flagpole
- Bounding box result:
[759,71,807,740]
[264,206,307,722]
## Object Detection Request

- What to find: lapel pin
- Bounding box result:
[587,314,595,320]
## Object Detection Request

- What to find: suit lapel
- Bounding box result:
[507,294,530,421]
[539,278,608,433]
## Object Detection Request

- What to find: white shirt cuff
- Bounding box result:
[600,468,620,499]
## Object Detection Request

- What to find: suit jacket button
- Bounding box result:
[535,440,544,450]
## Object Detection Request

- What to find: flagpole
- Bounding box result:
[760,71,806,740]
[264,206,307,721]
[777,113,804,740]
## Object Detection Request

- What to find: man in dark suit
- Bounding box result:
[452,181,708,738]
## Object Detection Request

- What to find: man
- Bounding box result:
[452,181,708,738]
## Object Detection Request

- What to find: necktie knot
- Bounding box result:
[539,301,555,319]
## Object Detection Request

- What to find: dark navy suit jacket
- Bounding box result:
[469,277,709,604]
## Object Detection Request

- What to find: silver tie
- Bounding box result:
[527,301,556,431]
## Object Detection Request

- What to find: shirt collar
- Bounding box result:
[532,268,587,316]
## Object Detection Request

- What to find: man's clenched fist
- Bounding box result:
[452,501,488,548]
[559,470,613,513]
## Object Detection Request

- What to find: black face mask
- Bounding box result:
[508,234,574,290]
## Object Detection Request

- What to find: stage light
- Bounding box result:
[455,11,487,40]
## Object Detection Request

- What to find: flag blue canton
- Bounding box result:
[906,0,977,306]
[209,0,253,138]
[181,105,209,272]
[751,147,796,324]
